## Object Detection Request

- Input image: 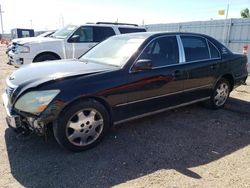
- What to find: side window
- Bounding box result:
[139,36,179,67]
[93,27,116,42]
[118,28,146,34]
[208,41,220,59]
[69,26,115,43]
[181,36,209,62]
[70,26,93,42]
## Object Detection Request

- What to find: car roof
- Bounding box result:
[115,31,213,39]
[79,23,146,29]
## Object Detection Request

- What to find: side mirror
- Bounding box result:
[68,35,80,43]
[133,59,152,71]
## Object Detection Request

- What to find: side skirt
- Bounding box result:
[114,97,210,125]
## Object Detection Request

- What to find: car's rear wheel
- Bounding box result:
[207,78,230,109]
[53,100,110,152]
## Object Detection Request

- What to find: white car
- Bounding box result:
[8,23,146,67]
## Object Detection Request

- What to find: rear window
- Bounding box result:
[118,28,146,34]
[181,36,210,62]
[208,41,220,59]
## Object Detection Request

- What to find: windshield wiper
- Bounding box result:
[78,59,89,63]
[79,58,120,67]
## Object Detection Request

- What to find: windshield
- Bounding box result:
[80,35,148,67]
[51,25,77,39]
[37,31,54,37]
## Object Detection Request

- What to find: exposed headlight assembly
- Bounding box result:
[16,45,30,53]
[15,90,60,114]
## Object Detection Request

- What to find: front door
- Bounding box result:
[65,26,116,59]
[125,36,188,118]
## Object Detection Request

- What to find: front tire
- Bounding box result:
[53,100,110,152]
[33,53,59,63]
[207,78,230,109]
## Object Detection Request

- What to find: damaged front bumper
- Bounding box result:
[2,92,45,135]
[2,92,22,129]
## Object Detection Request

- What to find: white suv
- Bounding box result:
[8,23,146,67]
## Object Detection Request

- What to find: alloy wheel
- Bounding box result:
[66,108,104,146]
[214,82,229,107]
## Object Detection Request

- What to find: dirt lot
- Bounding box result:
[0,44,250,188]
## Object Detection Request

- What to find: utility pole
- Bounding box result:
[62,16,64,27]
[59,15,64,27]
[30,19,33,29]
[0,4,4,34]
[225,2,229,20]
[223,0,230,45]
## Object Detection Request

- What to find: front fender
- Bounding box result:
[30,41,66,60]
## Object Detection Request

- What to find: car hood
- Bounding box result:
[8,59,118,97]
[15,37,63,45]
[12,36,49,44]
[12,37,35,44]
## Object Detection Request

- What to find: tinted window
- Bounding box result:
[208,41,220,59]
[93,27,116,42]
[70,26,115,43]
[181,36,209,62]
[118,28,146,34]
[140,36,179,67]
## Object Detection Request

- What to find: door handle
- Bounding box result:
[172,70,182,78]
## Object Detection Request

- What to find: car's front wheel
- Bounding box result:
[53,100,110,152]
[33,53,59,63]
[207,78,231,109]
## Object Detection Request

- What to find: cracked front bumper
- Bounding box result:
[8,51,33,67]
[2,93,22,129]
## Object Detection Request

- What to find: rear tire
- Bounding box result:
[206,78,231,109]
[33,53,59,63]
[53,99,110,152]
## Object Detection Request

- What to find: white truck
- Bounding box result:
[8,23,146,67]
[6,31,55,56]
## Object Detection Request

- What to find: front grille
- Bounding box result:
[11,43,17,53]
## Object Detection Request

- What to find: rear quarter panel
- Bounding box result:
[206,35,248,85]
[219,54,248,82]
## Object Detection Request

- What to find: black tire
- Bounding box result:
[53,99,110,152]
[33,53,59,63]
[206,78,231,109]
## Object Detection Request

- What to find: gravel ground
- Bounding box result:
[0,44,250,188]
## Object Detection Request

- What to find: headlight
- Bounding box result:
[16,45,30,53]
[15,90,60,114]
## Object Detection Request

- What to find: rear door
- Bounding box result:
[66,26,116,58]
[180,35,221,100]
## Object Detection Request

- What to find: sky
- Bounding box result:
[0,0,249,33]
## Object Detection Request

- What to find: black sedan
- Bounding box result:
[2,32,248,151]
